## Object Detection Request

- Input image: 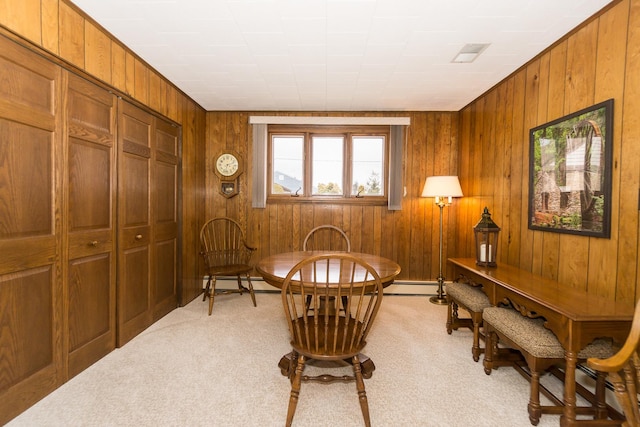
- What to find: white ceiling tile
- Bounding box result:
[327,32,368,55]
[281,18,327,44]
[73,0,613,111]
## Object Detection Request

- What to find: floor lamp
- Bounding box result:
[421,176,463,305]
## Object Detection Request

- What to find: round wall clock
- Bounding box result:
[214,150,243,180]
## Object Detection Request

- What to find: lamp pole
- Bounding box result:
[421,175,462,306]
[430,197,447,305]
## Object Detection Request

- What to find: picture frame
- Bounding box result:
[528,99,613,238]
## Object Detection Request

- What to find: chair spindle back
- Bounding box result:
[281,253,382,360]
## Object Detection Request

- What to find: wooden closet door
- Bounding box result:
[153,117,180,320]
[65,73,117,377]
[0,36,64,424]
[117,100,154,346]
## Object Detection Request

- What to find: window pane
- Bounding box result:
[312,136,343,195]
[352,136,385,196]
[272,135,304,195]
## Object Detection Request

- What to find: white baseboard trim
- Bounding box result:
[202,277,444,296]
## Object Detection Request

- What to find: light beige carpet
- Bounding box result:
[8,293,598,426]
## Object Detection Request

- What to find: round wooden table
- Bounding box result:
[256,250,401,379]
[256,250,401,289]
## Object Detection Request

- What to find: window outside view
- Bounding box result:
[271,133,385,198]
[352,136,384,196]
[312,136,343,195]
[272,136,303,195]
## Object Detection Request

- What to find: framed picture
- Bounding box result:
[528,99,613,238]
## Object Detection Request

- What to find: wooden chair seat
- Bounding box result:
[200,218,257,315]
[483,306,612,426]
[206,264,253,276]
[446,281,491,361]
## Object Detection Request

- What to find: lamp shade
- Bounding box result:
[421,176,463,198]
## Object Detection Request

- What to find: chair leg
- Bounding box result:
[617,365,640,425]
[245,274,257,307]
[286,354,305,427]
[353,354,371,427]
[236,276,244,295]
[203,276,211,301]
[528,370,542,426]
[208,276,217,315]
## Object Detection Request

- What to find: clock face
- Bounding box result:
[216,153,239,177]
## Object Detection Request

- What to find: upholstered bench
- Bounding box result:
[446,281,492,361]
[482,306,613,426]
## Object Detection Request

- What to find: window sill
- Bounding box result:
[266,196,388,206]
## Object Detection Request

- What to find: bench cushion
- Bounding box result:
[447,282,491,312]
[483,307,613,359]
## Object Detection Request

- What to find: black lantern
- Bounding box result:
[474,207,500,267]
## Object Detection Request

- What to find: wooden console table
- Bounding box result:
[448,258,635,427]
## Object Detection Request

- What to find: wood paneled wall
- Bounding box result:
[0,0,208,304]
[455,0,640,304]
[206,111,459,282]
[5,0,633,302]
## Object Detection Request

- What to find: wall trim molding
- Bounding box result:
[248,116,411,125]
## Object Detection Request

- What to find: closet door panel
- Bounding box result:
[117,100,153,346]
[0,39,56,129]
[155,239,176,305]
[122,245,150,318]
[0,121,53,237]
[65,74,116,377]
[67,254,111,374]
[0,267,55,389]
[153,118,179,319]
[156,161,177,223]
[0,35,62,425]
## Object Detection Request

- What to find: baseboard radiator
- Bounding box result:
[203,277,441,296]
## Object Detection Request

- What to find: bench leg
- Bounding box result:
[528,370,542,426]
[594,370,608,420]
[446,300,459,334]
[483,327,495,375]
[472,320,482,362]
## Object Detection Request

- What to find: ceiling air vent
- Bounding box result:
[451,43,490,63]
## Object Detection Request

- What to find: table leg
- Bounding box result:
[560,350,578,427]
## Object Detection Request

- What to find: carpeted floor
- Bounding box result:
[8,293,595,426]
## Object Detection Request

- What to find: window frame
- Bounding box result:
[267,124,390,204]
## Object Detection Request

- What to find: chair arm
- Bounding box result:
[239,242,257,265]
[243,242,257,252]
[587,301,640,372]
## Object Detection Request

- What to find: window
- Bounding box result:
[272,135,304,195]
[269,125,388,202]
[352,136,384,196]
